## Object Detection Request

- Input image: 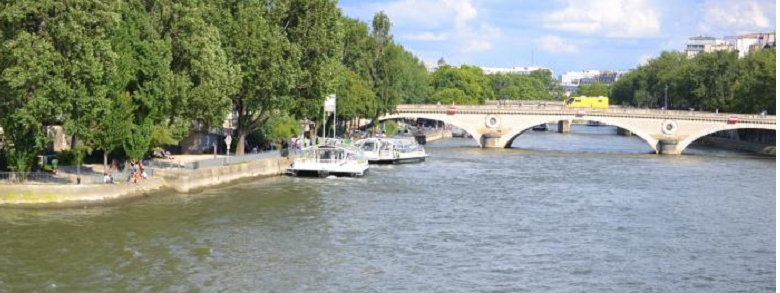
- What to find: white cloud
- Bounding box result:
[539,35,578,53]
[374,0,456,28]
[372,0,501,52]
[545,0,661,38]
[697,1,772,33]
[402,32,450,41]
[638,53,654,66]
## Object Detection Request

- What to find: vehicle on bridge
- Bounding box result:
[564,96,609,108]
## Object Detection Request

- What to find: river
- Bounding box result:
[0,126,775,292]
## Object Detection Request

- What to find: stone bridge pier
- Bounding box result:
[379,105,776,155]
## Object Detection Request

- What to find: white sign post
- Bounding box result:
[324,94,337,139]
[325,95,337,138]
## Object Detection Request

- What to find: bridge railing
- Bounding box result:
[393,104,776,121]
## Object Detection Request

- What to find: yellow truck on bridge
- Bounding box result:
[564,96,609,108]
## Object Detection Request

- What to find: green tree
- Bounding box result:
[0,1,115,172]
[333,64,376,130]
[91,93,132,171]
[734,49,775,114]
[488,71,552,100]
[430,88,474,104]
[214,0,340,154]
[578,82,610,97]
[431,65,492,104]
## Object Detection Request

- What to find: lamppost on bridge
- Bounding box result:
[664,85,668,110]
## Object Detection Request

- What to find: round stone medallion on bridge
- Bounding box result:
[661,119,678,136]
[485,115,501,128]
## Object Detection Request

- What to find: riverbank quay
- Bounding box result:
[694,136,776,156]
[0,154,292,207]
[413,129,453,145]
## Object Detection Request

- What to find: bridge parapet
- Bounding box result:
[380,105,776,154]
[392,105,776,124]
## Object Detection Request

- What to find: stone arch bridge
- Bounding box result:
[379,105,776,154]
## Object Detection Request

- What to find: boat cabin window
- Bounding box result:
[566,98,574,104]
[361,141,375,151]
[575,99,581,103]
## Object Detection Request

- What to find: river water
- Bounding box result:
[0,126,775,292]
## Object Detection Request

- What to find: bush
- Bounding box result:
[55,149,79,166]
[384,120,398,136]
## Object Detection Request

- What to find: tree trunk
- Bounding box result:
[236,129,246,155]
[103,151,108,174]
[235,97,246,156]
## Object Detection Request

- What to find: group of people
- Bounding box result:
[102,159,148,184]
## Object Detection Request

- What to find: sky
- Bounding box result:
[339,0,777,77]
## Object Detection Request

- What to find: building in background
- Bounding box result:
[729,32,776,58]
[579,70,629,87]
[559,70,629,97]
[480,66,552,76]
[685,31,775,59]
[560,70,600,87]
[685,36,734,57]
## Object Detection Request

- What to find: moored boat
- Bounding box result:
[532,124,548,131]
[353,137,428,164]
[287,145,369,177]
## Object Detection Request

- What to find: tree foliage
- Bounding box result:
[430,65,493,104]
[488,70,554,100]
[578,82,609,97]
[611,49,775,113]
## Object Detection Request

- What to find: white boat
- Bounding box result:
[353,137,428,164]
[287,145,369,177]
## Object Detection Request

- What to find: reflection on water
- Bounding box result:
[0,128,774,292]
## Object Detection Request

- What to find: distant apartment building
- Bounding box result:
[560,70,600,87]
[685,31,775,58]
[579,70,629,87]
[730,32,776,58]
[559,70,629,97]
[685,36,734,58]
[480,66,552,76]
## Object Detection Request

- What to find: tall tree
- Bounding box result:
[578,82,609,97]
[0,1,118,172]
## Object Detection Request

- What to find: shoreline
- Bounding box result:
[0,156,292,208]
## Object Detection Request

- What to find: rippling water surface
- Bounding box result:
[0,126,775,292]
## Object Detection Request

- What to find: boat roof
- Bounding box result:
[306,144,363,153]
[355,137,417,145]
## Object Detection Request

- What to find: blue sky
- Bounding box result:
[339,0,776,77]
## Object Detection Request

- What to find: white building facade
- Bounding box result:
[685,36,734,58]
[560,70,600,87]
[480,66,552,76]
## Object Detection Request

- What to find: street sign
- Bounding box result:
[324,95,336,112]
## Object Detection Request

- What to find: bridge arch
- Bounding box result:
[378,114,483,147]
[500,116,660,152]
[676,124,776,154]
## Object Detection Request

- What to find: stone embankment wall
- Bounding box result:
[696,137,775,155]
[415,130,453,144]
[0,156,292,207]
[158,156,291,193]
[693,129,775,156]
